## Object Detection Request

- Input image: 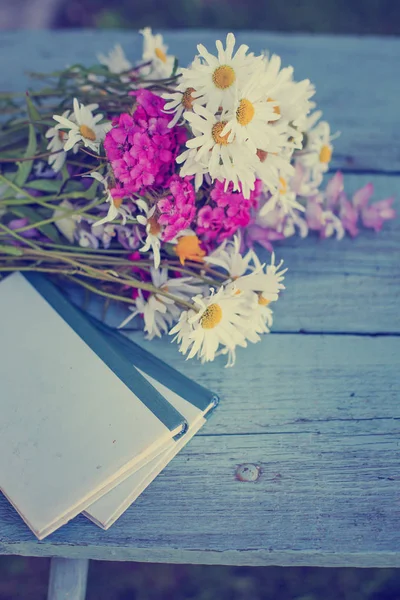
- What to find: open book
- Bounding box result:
[83,320,219,529]
[0,273,187,540]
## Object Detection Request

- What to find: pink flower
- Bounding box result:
[351,183,396,232]
[104,91,187,196]
[325,171,344,209]
[351,183,374,211]
[196,179,262,244]
[196,206,225,241]
[361,197,396,232]
[244,224,285,252]
[339,193,359,237]
[305,198,324,231]
[157,176,196,241]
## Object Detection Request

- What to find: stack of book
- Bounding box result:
[0,272,218,539]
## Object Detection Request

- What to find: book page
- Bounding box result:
[0,273,172,538]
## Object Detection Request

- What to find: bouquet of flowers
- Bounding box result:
[0,29,395,366]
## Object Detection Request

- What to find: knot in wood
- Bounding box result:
[235,463,260,482]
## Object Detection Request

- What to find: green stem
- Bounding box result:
[0,198,103,235]
[0,222,42,251]
[0,265,79,275]
[64,275,138,306]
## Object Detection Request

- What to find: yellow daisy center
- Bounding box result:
[256,149,268,163]
[212,121,230,145]
[212,65,236,90]
[319,144,332,164]
[279,177,287,195]
[201,303,223,329]
[148,216,161,235]
[258,294,271,306]
[79,124,96,141]
[181,87,196,110]
[236,98,255,126]
[174,235,206,265]
[155,47,167,63]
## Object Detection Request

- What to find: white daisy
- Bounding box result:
[176,147,210,191]
[97,44,132,75]
[179,32,263,113]
[45,110,73,172]
[163,77,202,129]
[119,268,200,337]
[53,199,80,243]
[205,235,256,279]
[260,176,305,216]
[262,53,316,149]
[119,291,174,339]
[296,118,334,180]
[220,287,274,356]
[234,253,286,304]
[182,104,257,197]
[87,172,131,227]
[169,308,197,356]
[140,27,175,79]
[53,99,112,153]
[136,200,162,268]
[221,75,282,151]
[255,147,295,193]
[170,285,254,365]
[251,297,274,336]
[281,212,309,239]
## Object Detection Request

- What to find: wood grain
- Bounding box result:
[0,30,399,172]
[0,334,398,566]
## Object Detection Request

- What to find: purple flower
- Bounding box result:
[8,218,40,239]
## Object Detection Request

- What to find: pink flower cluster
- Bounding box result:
[157,175,196,241]
[104,90,186,198]
[196,180,262,243]
[308,172,396,238]
[244,171,395,252]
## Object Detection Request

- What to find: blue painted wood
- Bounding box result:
[0,30,399,568]
[0,333,399,567]
[0,30,399,173]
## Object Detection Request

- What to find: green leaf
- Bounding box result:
[0,172,19,200]
[14,124,37,187]
[10,205,63,244]
[25,95,41,124]
[172,57,179,77]
[25,179,61,192]
[0,244,24,256]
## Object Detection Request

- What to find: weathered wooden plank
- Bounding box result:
[67,173,400,335]
[125,332,400,435]
[1,429,399,567]
[0,30,399,172]
[0,334,398,567]
[47,558,89,600]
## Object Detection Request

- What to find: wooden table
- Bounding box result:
[0,30,399,599]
